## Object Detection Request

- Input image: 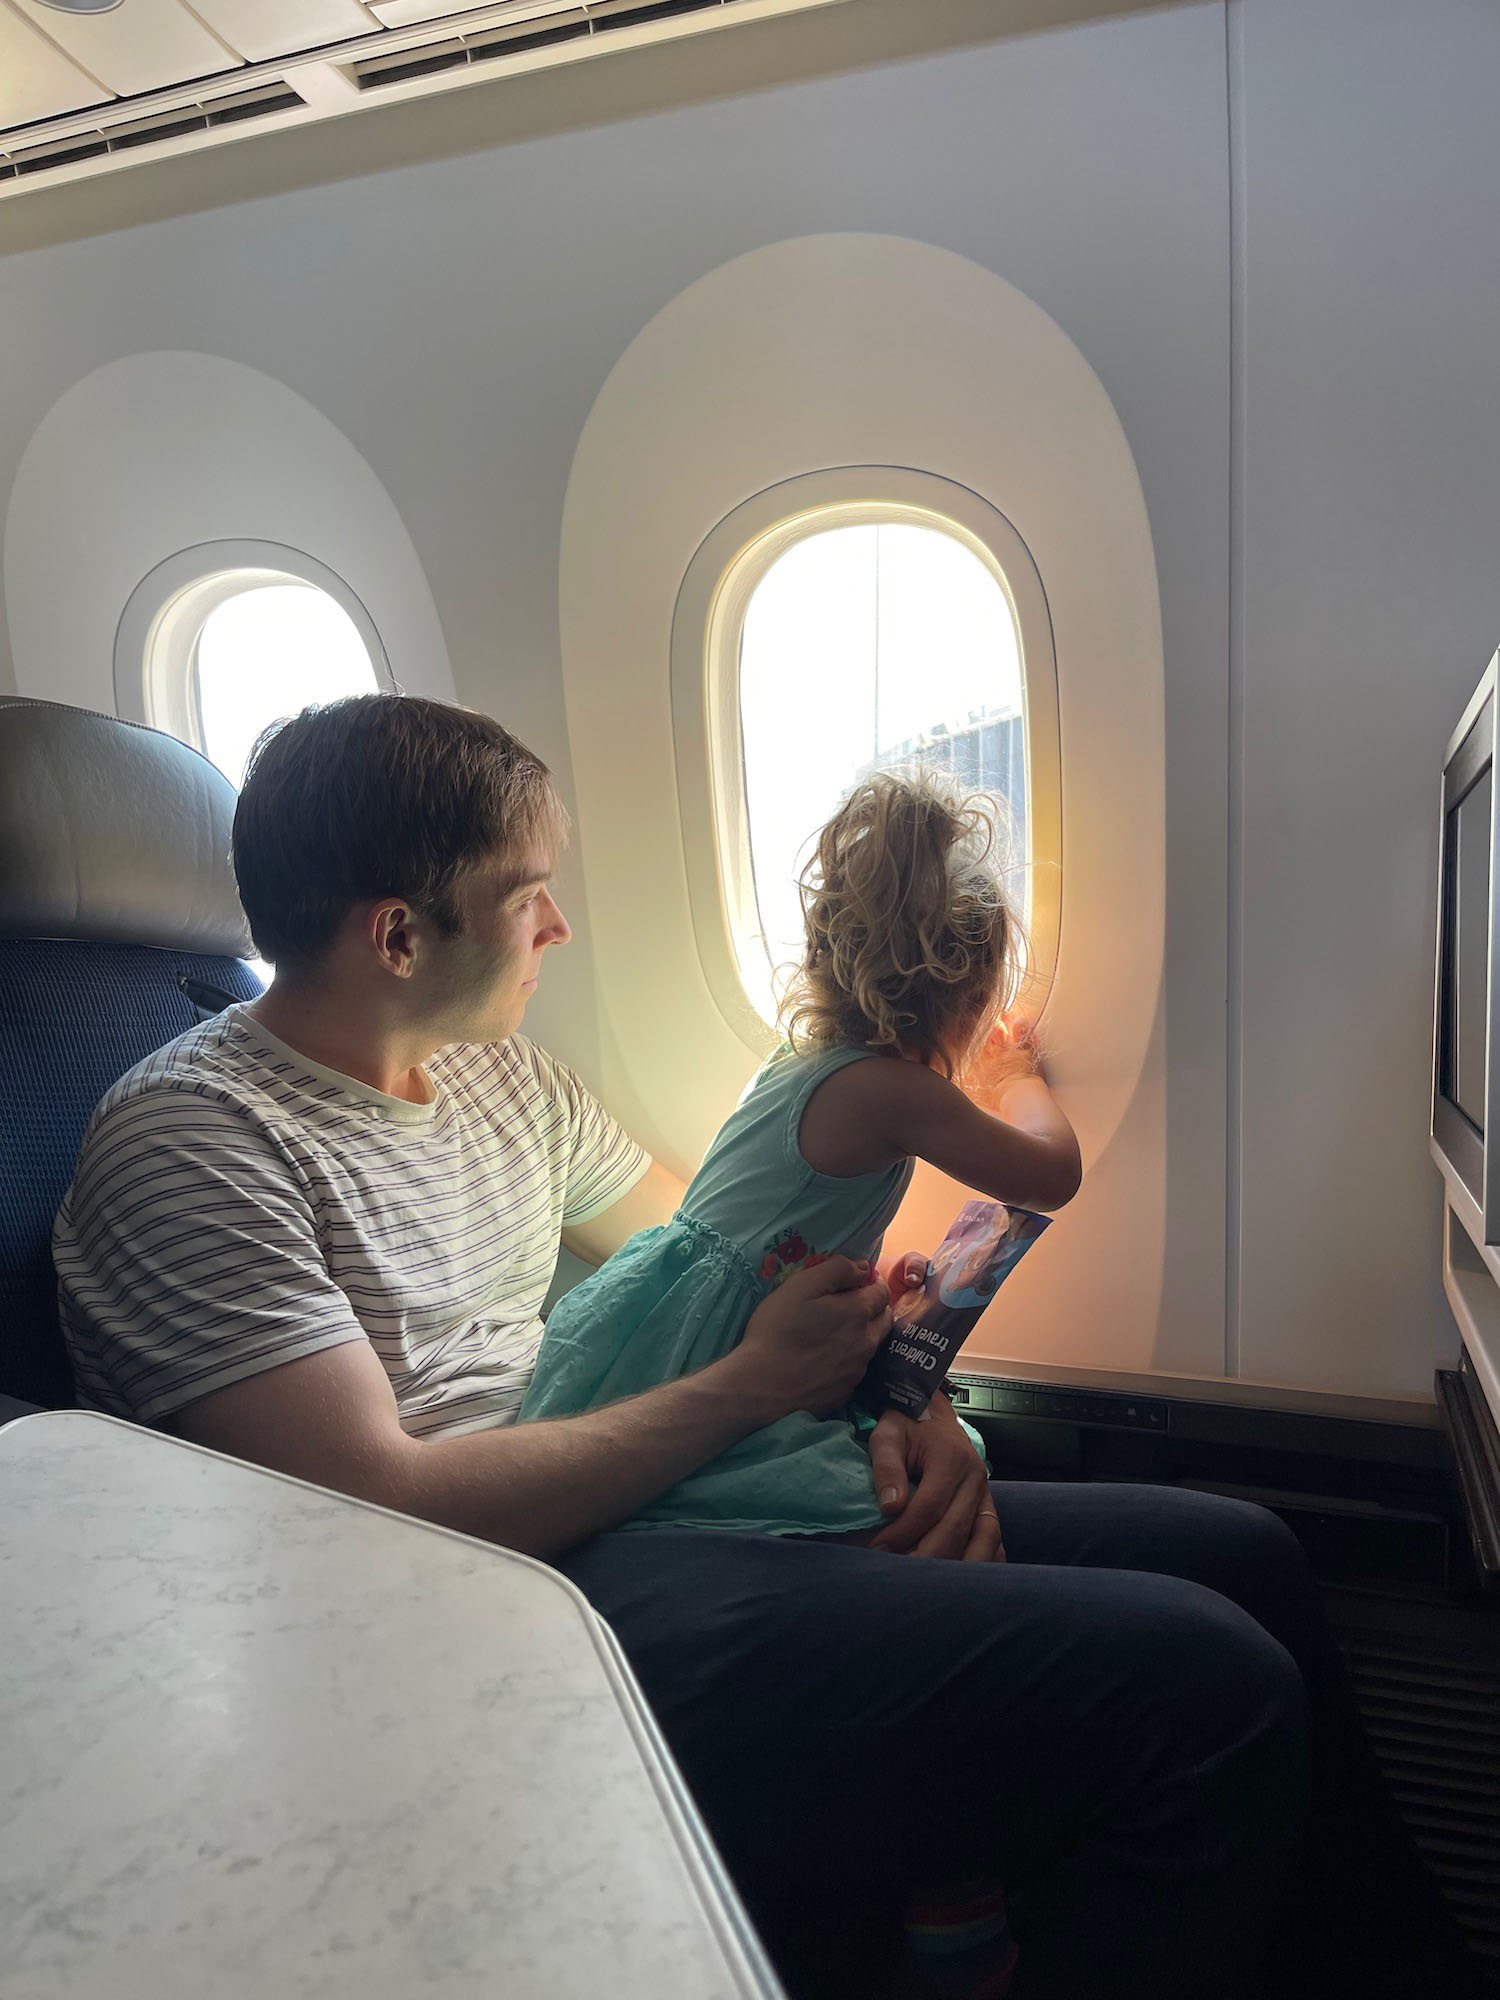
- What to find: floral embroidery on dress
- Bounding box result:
[758,1229,830,1287]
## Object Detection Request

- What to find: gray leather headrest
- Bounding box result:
[0,697,253,957]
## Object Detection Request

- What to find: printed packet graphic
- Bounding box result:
[864,1199,1051,1418]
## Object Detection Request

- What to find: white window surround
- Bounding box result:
[558,231,1170,1380]
[113,540,393,751]
[671,469,1061,1054]
[6,352,454,726]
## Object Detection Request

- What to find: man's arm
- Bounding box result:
[171,1253,891,1560]
[561,1161,685,1267]
[61,1092,885,1557]
[531,1038,682,1267]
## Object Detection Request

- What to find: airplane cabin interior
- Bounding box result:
[1,2,1498,1996]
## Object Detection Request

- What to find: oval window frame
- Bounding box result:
[114,538,393,753]
[671,468,1061,1055]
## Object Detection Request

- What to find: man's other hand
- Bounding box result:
[867,1395,1005,1562]
[736,1256,891,1421]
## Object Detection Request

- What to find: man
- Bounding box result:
[56,697,971,1561]
[54,698,1469,2000]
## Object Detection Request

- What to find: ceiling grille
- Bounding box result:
[351,0,739,89]
[0,0,845,197]
[0,84,304,184]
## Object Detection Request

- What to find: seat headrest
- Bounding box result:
[0,698,253,958]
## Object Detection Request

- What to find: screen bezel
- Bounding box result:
[1433,655,1500,1240]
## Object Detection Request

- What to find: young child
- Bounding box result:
[518,771,1080,1538]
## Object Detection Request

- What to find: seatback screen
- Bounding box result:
[1442,763,1492,1134]
[1433,665,1500,1237]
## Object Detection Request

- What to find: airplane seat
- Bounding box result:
[0,697,260,1411]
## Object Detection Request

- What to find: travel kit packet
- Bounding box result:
[862,1200,1051,1418]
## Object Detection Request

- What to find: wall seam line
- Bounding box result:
[1225,0,1247,1379]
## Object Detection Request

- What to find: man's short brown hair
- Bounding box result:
[232,696,568,972]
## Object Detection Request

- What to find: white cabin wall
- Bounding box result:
[1233,0,1500,1396]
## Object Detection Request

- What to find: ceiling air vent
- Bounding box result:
[9,134,110,179]
[203,83,304,128]
[591,0,727,27]
[108,113,211,152]
[0,82,304,180]
[351,36,472,88]
[351,0,729,93]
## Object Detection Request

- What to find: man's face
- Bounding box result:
[426,847,571,1042]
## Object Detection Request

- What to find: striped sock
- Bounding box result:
[903,1877,1019,2000]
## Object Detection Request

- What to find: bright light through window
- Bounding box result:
[738,522,1025,1008]
[195,583,380,789]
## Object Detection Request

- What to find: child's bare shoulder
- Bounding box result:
[814,1050,962,1108]
[799,1050,960,1177]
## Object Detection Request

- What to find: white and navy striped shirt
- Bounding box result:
[53,1007,649,1435]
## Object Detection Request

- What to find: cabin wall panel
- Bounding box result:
[1234,0,1500,1397]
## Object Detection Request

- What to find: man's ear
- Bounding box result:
[368,900,421,979]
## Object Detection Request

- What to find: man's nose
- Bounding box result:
[540,893,571,946]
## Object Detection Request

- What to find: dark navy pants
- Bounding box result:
[558,1482,1469,2000]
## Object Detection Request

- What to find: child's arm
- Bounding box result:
[798,1026,1081,1211]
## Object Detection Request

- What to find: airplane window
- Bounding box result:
[737,521,1026,1020]
[192,582,380,789]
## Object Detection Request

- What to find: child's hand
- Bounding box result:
[994,1013,1044,1072]
[967,1016,1045,1097]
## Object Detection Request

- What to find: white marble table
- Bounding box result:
[0,1412,784,2000]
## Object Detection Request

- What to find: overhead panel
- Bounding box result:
[189,1,383,62]
[370,1,520,23]
[0,10,105,123]
[8,0,240,98]
[1,0,854,194]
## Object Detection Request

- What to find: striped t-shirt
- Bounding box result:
[53,1007,650,1435]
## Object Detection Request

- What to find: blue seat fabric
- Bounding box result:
[0,938,261,1406]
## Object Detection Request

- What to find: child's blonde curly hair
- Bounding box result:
[780,771,1024,1078]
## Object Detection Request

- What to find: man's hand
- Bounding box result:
[867,1395,1005,1561]
[731,1255,892,1423]
[866,1246,1001,1562]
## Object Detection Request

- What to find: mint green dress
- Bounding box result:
[517,1045,915,1537]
